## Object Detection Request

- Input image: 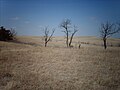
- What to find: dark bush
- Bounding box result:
[0,26,16,41]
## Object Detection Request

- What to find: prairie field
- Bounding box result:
[0,36,120,90]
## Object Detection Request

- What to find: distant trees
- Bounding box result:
[0,26,16,41]
[2,20,120,49]
[100,22,120,49]
[43,27,55,47]
[60,19,78,47]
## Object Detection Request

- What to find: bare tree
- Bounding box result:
[43,27,55,47]
[60,19,71,47]
[60,19,78,47]
[100,22,120,49]
[69,26,78,47]
[9,28,17,40]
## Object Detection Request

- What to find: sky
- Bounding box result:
[0,0,120,37]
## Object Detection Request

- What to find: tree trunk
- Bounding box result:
[69,34,73,47]
[66,29,69,47]
[103,38,107,49]
[45,38,47,47]
[45,42,47,47]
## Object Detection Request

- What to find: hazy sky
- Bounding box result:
[0,0,120,37]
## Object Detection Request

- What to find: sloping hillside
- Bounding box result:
[0,36,120,90]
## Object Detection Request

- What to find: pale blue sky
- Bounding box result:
[0,0,120,37]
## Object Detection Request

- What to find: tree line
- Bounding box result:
[0,19,120,49]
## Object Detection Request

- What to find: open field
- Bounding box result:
[14,36,120,47]
[0,36,120,90]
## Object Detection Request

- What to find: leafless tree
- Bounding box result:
[69,26,78,47]
[100,22,120,49]
[60,19,71,47]
[43,27,55,47]
[10,28,17,40]
[60,19,78,47]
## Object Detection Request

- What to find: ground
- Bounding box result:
[0,36,120,90]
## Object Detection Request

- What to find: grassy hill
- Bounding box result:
[0,36,120,90]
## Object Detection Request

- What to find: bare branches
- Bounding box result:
[10,28,17,39]
[47,29,55,42]
[60,19,78,47]
[60,19,71,30]
[69,26,78,47]
[73,26,79,35]
[43,27,55,47]
[100,21,120,49]
[60,19,71,47]
[100,22,120,38]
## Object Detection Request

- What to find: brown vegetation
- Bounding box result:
[0,36,120,90]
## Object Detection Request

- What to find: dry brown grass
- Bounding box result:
[0,36,120,90]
